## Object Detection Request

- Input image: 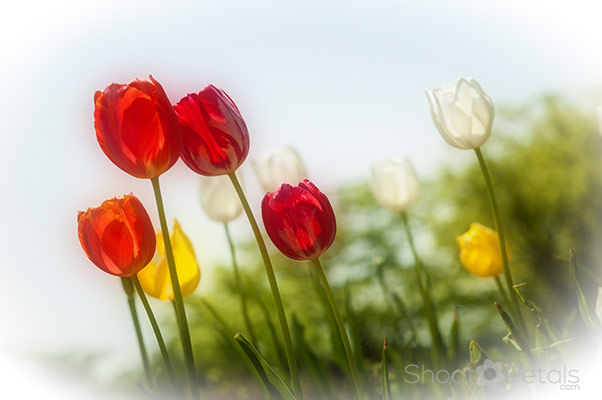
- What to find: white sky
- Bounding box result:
[1,0,602,395]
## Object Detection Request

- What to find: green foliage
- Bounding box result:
[160,95,602,398]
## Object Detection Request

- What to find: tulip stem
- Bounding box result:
[312,258,365,400]
[474,148,527,338]
[150,177,200,399]
[121,277,152,387]
[401,212,446,367]
[131,275,176,389]
[228,172,303,400]
[494,275,510,306]
[224,222,258,344]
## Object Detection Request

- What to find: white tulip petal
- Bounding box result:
[253,145,308,193]
[200,174,243,223]
[426,77,495,150]
[370,156,420,212]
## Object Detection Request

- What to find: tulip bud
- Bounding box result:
[94,76,182,179]
[426,77,494,150]
[456,223,509,278]
[199,174,243,223]
[77,194,156,277]
[252,145,308,193]
[137,219,200,300]
[370,156,420,212]
[174,85,250,176]
[262,179,336,261]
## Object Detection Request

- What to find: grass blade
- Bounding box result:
[381,336,391,400]
[569,248,600,334]
[234,333,296,400]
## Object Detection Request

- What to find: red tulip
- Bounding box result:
[94,76,182,179]
[262,179,336,261]
[78,194,156,277]
[174,85,250,176]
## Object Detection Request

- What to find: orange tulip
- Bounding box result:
[94,76,181,179]
[78,194,156,277]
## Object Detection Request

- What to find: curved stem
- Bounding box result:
[224,222,257,344]
[150,176,200,399]
[131,275,176,389]
[122,277,152,387]
[312,258,365,400]
[228,172,303,399]
[474,148,527,337]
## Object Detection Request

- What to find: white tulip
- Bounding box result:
[370,156,420,212]
[252,145,308,192]
[426,77,495,150]
[597,104,602,137]
[199,174,243,223]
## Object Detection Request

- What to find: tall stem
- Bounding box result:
[122,277,152,386]
[474,148,527,336]
[312,258,365,400]
[224,222,258,344]
[401,212,445,364]
[131,275,176,389]
[228,172,303,399]
[494,275,510,307]
[150,176,199,399]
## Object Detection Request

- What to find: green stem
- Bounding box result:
[312,258,365,400]
[474,148,527,337]
[401,212,446,365]
[150,177,199,399]
[494,275,510,307]
[131,275,176,389]
[228,172,303,399]
[224,222,258,344]
[122,277,152,386]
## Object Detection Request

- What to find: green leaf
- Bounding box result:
[381,336,391,400]
[234,333,296,400]
[513,285,558,342]
[569,248,600,334]
[469,340,481,364]
[448,307,460,364]
[495,302,533,358]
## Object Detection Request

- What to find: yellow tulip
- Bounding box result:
[456,223,509,278]
[138,219,200,300]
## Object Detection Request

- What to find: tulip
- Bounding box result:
[426,77,494,150]
[457,223,509,278]
[176,86,302,394]
[199,174,243,223]
[253,145,308,193]
[174,85,250,176]
[94,76,182,179]
[370,156,420,212]
[262,179,336,261]
[77,194,156,277]
[262,179,364,398]
[138,220,200,301]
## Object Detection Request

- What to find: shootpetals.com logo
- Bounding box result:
[476,359,505,389]
[405,359,580,391]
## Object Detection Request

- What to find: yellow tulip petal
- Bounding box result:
[457,222,508,278]
[137,219,201,301]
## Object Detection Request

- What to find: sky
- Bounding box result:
[1,0,602,396]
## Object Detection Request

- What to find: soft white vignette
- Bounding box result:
[1,0,602,397]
